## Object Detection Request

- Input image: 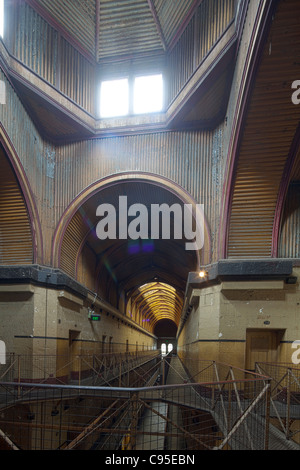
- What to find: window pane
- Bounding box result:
[100,78,129,118]
[0,0,3,37]
[134,74,163,114]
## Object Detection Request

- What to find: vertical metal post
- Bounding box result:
[130,391,139,450]
[286,368,291,440]
[40,402,44,450]
[119,356,122,387]
[264,381,271,450]
[78,356,81,386]
[17,355,21,398]
[104,355,107,381]
[227,381,232,434]
[127,353,130,387]
[92,354,94,384]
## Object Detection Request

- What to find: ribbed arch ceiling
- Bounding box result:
[0,146,33,265]
[129,282,184,329]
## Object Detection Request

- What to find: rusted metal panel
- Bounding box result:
[8,2,95,113]
[153,0,196,47]
[195,0,235,64]
[29,0,96,58]
[60,38,96,115]
[167,19,195,106]
[98,0,162,59]
[12,2,58,87]
[55,130,218,222]
[167,0,235,105]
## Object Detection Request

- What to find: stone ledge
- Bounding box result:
[188,259,294,289]
[0,265,86,299]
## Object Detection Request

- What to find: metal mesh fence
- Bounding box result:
[0,358,272,451]
[255,362,300,447]
[0,351,160,387]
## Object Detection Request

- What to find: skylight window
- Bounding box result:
[0,0,4,38]
[100,78,129,118]
[99,72,163,119]
[133,74,163,114]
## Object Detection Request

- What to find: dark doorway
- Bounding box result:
[154,319,177,355]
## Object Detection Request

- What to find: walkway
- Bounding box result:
[136,355,300,450]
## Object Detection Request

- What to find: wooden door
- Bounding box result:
[245,329,283,371]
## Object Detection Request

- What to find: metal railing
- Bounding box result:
[255,362,300,445]
[0,351,160,388]
[0,358,272,451]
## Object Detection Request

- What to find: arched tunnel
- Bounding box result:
[54,176,209,346]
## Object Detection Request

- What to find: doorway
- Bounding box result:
[161,342,174,356]
[245,329,284,371]
[68,330,81,380]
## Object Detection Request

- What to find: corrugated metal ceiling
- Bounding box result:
[29,0,198,61]
[227,0,300,259]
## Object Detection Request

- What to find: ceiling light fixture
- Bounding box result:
[199,270,207,279]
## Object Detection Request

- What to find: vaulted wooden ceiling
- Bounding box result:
[130,282,183,329]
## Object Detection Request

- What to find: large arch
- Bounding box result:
[0,127,42,264]
[52,172,211,331]
[52,172,211,269]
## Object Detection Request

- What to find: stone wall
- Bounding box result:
[178,266,300,373]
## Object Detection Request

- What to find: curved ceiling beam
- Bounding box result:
[221,0,300,259]
[218,0,277,259]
